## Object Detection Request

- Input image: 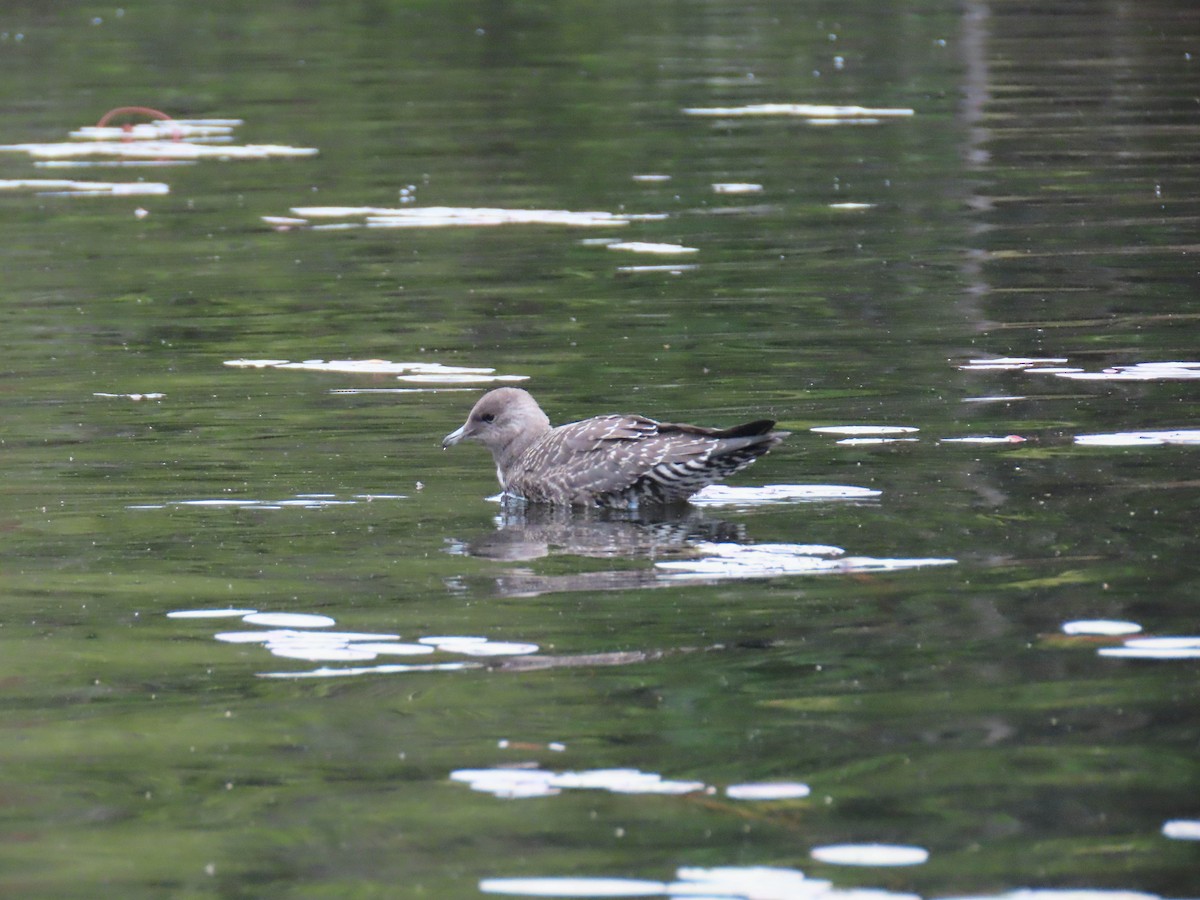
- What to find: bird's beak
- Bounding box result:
[442,423,468,449]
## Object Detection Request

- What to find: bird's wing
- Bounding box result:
[537,415,714,499]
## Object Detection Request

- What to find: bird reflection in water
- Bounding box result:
[445,498,749,598]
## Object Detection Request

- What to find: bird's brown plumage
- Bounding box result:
[442,387,786,508]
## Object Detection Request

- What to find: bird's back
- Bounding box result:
[505,413,784,507]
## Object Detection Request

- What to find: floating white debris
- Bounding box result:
[397,373,530,384]
[223,358,527,384]
[812,425,919,435]
[221,358,292,368]
[0,178,169,195]
[673,866,842,900]
[348,642,435,656]
[419,635,488,648]
[1062,620,1142,636]
[725,782,811,800]
[712,182,763,194]
[1059,361,1200,381]
[0,141,316,161]
[1162,819,1200,840]
[176,499,263,507]
[480,876,667,897]
[632,174,672,183]
[614,262,700,273]
[656,542,955,578]
[134,493,400,510]
[690,484,882,505]
[277,206,663,229]
[451,769,562,799]
[828,202,877,210]
[1098,646,1200,660]
[683,103,914,118]
[70,120,241,141]
[957,357,1069,371]
[939,435,1027,445]
[941,890,1165,900]
[1124,637,1200,650]
[243,612,335,628]
[215,629,310,644]
[481,865,931,900]
[1075,430,1200,447]
[418,635,538,656]
[837,437,919,446]
[556,769,706,795]
[963,395,1028,403]
[167,608,258,619]
[606,241,699,254]
[93,392,166,400]
[258,662,480,679]
[269,644,380,662]
[810,844,929,867]
[449,641,540,657]
[453,766,706,800]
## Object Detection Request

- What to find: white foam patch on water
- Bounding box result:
[725,781,811,800]
[810,844,929,867]
[1124,637,1200,650]
[1,141,316,161]
[176,610,538,675]
[482,865,927,899]
[348,642,435,656]
[269,644,380,662]
[656,543,956,578]
[682,103,915,118]
[712,183,763,194]
[1058,361,1200,381]
[70,119,243,141]
[397,373,529,384]
[940,891,1166,900]
[243,612,335,628]
[480,877,667,897]
[1062,620,1142,636]
[615,264,699,274]
[224,357,528,385]
[689,484,882,505]
[1162,819,1200,840]
[606,241,699,254]
[836,437,919,446]
[939,436,1027,445]
[133,492,397,510]
[1075,430,1200,447]
[0,178,170,195]
[258,662,480,679]
[453,767,707,799]
[959,357,1200,382]
[1098,645,1200,660]
[812,425,919,435]
[957,357,1069,371]
[277,206,665,228]
[419,636,540,656]
[167,608,257,619]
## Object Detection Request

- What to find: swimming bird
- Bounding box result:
[441,387,787,507]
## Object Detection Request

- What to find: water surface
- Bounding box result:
[1,2,1197,897]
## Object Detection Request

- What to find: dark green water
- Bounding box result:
[1,2,1198,897]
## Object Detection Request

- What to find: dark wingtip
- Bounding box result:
[719,419,778,439]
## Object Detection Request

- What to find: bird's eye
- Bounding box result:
[480,412,496,423]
